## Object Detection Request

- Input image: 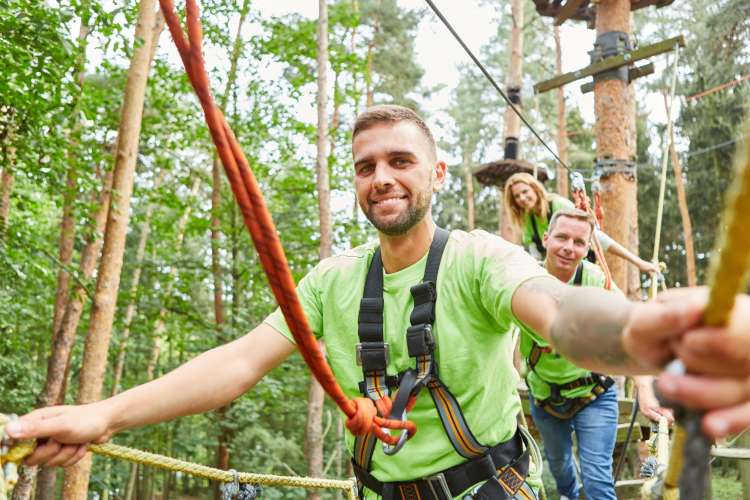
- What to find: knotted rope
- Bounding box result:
[157,0,414,446]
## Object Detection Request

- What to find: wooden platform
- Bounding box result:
[532,0,675,26]
[473,159,549,187]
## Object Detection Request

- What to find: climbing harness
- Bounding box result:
[525,263,614,420]
[158,0,411,449]
[0,415,358,500]
[352,228,534,500]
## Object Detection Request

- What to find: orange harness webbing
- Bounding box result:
[158,0,414,446]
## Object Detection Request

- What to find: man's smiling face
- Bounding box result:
[352,121,444,236]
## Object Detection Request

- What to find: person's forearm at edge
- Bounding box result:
[101,325,294,436]
[606,238,655,273]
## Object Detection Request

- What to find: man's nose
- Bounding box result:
[372,162,395,190]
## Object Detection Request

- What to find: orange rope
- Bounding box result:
[571,186,613,290]
[158,0,415,445]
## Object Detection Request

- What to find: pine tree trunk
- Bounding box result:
[144,178,201,381]
[307,2,330,497]
[0,158,15,237]
[553,25,569,198]
[110,169,166,396]
[594,1,639,297]
[62,1,161,496]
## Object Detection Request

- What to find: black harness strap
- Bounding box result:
[529,202,552,257]
[352,228,530,499]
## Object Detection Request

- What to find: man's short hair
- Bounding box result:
[548,208,595,236]
[352,104,437,159]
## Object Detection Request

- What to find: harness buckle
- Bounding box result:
[425,472,452,500]
[356,342,390,369]
[406,324,434,357]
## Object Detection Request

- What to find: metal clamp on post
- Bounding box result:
[589,31,632,85]
[595,158,636,181]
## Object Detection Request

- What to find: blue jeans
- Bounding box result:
[529,386,618,500]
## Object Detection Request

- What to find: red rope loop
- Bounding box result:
[157,0,416,446]
[572,185,613,290]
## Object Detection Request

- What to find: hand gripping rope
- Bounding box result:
[644,107,750,500]
[157,0,415,447]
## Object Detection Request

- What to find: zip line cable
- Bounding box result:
[423,0,572,173]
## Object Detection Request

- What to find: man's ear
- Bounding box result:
[542,232,549,249]
[432,160,447,192]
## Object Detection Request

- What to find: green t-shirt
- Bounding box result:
[520,260,619,400]
[520,194,574,256]
[265,229,547,482]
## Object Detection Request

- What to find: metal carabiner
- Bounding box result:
[222,469,241,500]
[381,411,409,456]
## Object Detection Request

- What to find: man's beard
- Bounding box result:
[363,190,431,236]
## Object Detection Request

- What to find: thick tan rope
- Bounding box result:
[659,102,750,500]
[1,414,357,500]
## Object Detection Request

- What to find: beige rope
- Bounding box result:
[0,413,357,500]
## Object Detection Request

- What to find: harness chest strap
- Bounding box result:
[352,228,530,499]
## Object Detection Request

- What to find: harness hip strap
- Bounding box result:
[353,430,530,500]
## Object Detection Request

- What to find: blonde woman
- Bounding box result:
[504,172,657,273]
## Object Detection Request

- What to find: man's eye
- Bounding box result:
[357,165,373,175]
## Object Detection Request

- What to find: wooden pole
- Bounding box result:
[498,0,524,243]
[554,25,569,198]
[594,1,639,297]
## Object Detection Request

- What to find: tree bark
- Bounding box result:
[144,178,202,381]
[307,3,330,498]
[594,1,639,297]
[667,118,697,287]
[553,25,569,198]
[110,169,165,396]
[62,1,161,496]
[0,159,15,237]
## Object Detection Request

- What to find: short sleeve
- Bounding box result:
[263,267,324,344]
[477,235,548,333]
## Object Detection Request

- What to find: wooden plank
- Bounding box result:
[580,62,655,93]
[534,35,685,94]
[555,0,588,26]
[616,479,647,498]
[617,422,643,443]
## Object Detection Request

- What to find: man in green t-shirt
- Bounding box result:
[521,208,672,500]
[7,106,750,500]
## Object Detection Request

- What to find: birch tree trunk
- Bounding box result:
[462,145,475,231]
[307,3,330,498]
[62,1,161,496]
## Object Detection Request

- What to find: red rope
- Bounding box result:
[158,0,415,445]
[571,187,613,290]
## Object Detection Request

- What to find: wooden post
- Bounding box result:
[498,0,524,243]
[554,25,569,197]
[594,1,639,296]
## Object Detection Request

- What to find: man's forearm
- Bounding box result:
[549,287,644,374]
[104,325,294,435]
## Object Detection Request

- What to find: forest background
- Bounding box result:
[1,0,749,498]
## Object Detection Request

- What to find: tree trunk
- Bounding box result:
[664,96,696,287]
[307,3,330,498]
[0,160,15,237]
[62,1,161,496]
[594,1,638,297]
[462,145,475,231]
[553,25,569,198]
[144,178,201,381]
[110,169,166,396]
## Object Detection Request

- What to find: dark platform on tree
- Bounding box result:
[532,0,675,26]
[473,159,548,187]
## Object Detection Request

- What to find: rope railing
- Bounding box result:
[0,414,357,500]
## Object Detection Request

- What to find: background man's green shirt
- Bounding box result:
[265,229,546,482]
[520,260,620,400]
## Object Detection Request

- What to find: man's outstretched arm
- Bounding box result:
[511,276,704,375]
[6,324,295,466]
